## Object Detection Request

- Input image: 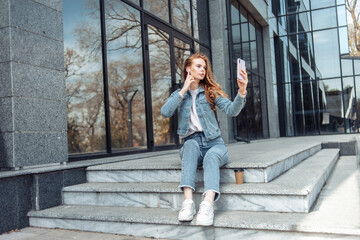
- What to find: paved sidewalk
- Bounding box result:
[0,227,168,240]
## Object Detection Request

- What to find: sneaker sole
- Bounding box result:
[196,218,213,226]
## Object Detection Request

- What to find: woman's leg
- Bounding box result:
[183,187,193,200]
[179,139,202,194]
[202,144,228,202]
[178,138,202,222]
[196,144,228,226]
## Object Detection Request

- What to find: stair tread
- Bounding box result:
[28,203,360,236]
[65,149,339,196]
[87,142,321,170]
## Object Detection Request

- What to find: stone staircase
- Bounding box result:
[28,138,360,239]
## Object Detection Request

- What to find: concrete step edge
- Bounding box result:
[86,143,322,171]
[28,205,360,236]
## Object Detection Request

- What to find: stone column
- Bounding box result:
[0,0,67,169]
[209,0,235,144]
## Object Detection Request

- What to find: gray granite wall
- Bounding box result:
[0,168,86,234]
[208,0,235,144]
[0,0,67,169]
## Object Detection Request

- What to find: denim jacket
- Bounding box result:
[161,86,246,140]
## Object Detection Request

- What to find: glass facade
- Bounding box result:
[274,0,360,136]
[63,0,210,157]
[228,0,269,140]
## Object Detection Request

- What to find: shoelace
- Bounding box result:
[198,202,212,215]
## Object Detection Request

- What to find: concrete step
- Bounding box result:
[63,149,339,213]
[28,204,360,240]
[86,142,322,183]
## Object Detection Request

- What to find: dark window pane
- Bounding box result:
[299,32,313,66]
[302,81,318,134]
[192,0,210,45]
[312,7,337,31]
[288,12,311,33]
[293,81,305,135]
[290,55,301,82]
[241,23,249,42]
[127,0,139,5]
[241,42,251,68]
[287,0,310,13]
[232,24,240,44]
[249,16,256,41]
[143,0,169,22]
[174,38,191,85]
[172,0,192,35]
[251,41,258,73]
[282,83,295,136]
[356,76,360,132]
[195,43,210,58]
[232,43,241,60]
[319,78,344,134]
[231,0,240,24]
[147,26,174,146]
[240,5,247,22]
[64,0,107,154]
[313,29,340,78]
[105,0,147,150]
[343,77,357,133]
[256,24,265,77]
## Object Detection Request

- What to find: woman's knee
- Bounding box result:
[179,139,200,159]
[203,145,228,166]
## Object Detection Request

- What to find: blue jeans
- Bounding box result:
[179,132,229,202]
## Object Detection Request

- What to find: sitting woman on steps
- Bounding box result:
[161,52,248,226]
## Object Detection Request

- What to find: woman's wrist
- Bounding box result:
[238,90,247,97]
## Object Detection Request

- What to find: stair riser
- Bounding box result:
[63,191,309,213]
[264,144,321,182]
[306,152,339,210]
[87,169,239,184]
[29,217,359,240]
[86,145,321,184]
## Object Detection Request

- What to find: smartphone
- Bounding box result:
[237,58,246,80]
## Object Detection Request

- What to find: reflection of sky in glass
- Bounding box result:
[63,0,96,49]
[313,29,340,79]
[311,0,335,10]
[312,7,337,30]
[105,1,142,63]
[339,27,349,54]
[342,59,353,76]
[337,6,347,26]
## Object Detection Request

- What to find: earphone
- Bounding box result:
[186,68,190,72]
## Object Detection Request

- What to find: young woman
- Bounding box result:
[161,52,248,226]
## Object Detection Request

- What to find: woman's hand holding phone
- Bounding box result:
[237,59,248,96]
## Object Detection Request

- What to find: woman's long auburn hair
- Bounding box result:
[182,52,228,111]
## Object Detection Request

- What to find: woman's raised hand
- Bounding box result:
[180,70,195,96]
[237,69,248,96]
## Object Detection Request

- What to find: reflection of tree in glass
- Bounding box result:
[65,47,106,153]
[66,0,195,151]
[346,0,360,56]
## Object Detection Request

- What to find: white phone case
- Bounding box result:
[237,58,246,80]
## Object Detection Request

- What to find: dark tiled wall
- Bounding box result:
[0,168,86,234]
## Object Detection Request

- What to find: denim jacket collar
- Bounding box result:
[184,85,205,98]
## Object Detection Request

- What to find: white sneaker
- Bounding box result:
[178,199,196,221]
[196,201,214,226]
